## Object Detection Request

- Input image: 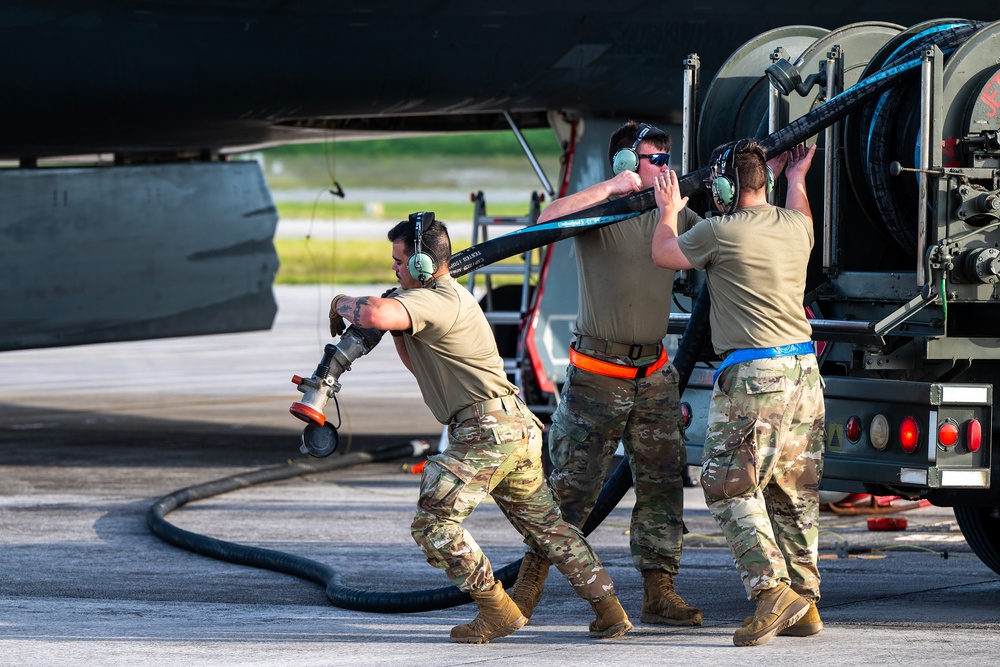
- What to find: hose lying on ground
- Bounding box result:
[147,286,713,613]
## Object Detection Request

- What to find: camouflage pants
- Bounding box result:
[701,354,825,601]
[547,358,687,572]
[411,401,615,600]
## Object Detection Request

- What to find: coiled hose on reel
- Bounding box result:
[846,20,986,256]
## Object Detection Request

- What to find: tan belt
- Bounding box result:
[576,334,663,360]
[452,394,521,423]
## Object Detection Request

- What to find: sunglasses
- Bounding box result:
[638,153,670,167]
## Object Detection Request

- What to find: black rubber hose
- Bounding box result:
[146,441,490,613]
[149,57,908,610]
[446,52,924,282]
[844,21,985,234]
[150,48,926,615]
[858,22,985,256]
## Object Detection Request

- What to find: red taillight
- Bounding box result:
[938,420,959,448]
[846,416,862,443]
[967,419,982,452]
[899,416,920,453]
[680,402,692,428]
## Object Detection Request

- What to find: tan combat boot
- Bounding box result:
[641,570,703,626]
[778,600,824,636]
[508,552,550,623]
[589,594,633,639]
[733,582,809,647]
[450,580,528,644]
[743,599,824,636]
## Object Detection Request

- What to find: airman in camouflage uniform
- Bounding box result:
[701,355,824,602]
[331,213,631,644]
[653,141,826,646]
[548,357,687,572]
[415,401,619,602]
[511,121,703,629]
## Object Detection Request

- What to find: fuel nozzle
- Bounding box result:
[290,325,386,457]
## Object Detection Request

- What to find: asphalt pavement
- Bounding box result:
[1,285,998,666]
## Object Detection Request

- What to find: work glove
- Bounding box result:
[329,294,348,337]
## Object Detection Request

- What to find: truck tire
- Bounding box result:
[953,505,1000,577]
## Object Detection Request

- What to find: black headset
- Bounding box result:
[709,139,774,214]
[407,211,438,284]
[611,123,667,175]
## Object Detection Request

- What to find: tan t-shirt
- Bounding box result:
[575,206,700,344]
[676,204,813,356]
[394,275,515,424]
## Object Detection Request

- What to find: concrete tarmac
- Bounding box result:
[1,286,998,666]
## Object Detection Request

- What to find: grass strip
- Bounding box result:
[274,238,540,286]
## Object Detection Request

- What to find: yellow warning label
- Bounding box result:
[827,423,844,452]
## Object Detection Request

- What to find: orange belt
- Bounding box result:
[569,344,668,380]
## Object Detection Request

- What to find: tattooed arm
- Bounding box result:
[335,294,413,372]
[331,295,412,332]
[329,293,414,371]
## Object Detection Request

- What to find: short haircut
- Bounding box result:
[710,138,769,195]
[387,216,452,266]
[734,140,769,194]
[608,120,671,168]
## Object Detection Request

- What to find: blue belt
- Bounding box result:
[713,342,816,383]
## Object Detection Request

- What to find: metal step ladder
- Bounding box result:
[465,190,544,386]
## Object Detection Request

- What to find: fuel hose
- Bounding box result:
[151,47,926,613]
[447,51,926,280]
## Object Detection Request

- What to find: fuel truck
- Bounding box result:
[503,19,1000,577]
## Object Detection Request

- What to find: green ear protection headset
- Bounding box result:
[611,123,668,175]
[407,211,438,284]
[709,139,774,214]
